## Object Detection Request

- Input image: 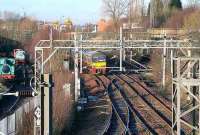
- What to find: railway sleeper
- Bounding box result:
[111,75,172,134]
[98,75,153,135]
[116,75,173,122]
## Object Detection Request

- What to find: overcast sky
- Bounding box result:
[0,0,189,24]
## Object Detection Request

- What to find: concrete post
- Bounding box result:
[123,49,126,61]
[162,34,167,88]
[80,35,83,74]
[74,33,79,102]
[120,27,123,72]
[41,74,53,135]
[199,60,200,134]
[130,50,133,60]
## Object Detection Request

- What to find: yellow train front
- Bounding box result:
[83,51,107,74]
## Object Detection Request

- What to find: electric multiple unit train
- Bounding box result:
[82,50,107,74]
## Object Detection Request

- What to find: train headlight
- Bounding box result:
[2,65,10,74]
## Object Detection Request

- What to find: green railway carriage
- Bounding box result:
[0,58,15,79]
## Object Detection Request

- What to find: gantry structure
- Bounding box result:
[34,28,200,135]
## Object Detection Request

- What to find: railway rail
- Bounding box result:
[111,73,192,135]
[95,75,128,135]
[127,73,192,134]
[95,75,150,135]
[119,74,172,124]
[107,81,130,134]
[109,74,172,135]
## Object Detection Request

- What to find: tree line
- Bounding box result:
[102,0,200,30]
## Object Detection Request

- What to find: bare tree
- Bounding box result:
[0,11,2,19]
[187,0,200,7]
[162,0,170,4]
[3,11,20,21]
[128,0,145,24]
[149,0,164,27]
[102,0,129,32]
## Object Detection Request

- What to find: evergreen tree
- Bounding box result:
[169,0,182,9]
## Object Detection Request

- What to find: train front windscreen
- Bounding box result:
[92,56,106,62]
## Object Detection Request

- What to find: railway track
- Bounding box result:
[118,74,172,124]
[88,71,193,135]
[107,81,130,134]
[128,74,172,109]
[95,75,128,135]
[109,74,172,135]
[95,75,150,135]
[126,74,192,134]
[111,73,192,135]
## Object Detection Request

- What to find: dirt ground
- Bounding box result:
[147,49,172,100]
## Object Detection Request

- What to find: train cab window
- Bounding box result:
[92,56,106,62]
[92,57,106,62]
[4,59,14,65]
